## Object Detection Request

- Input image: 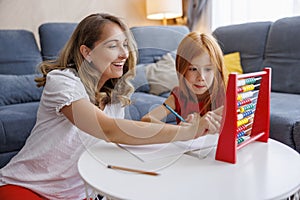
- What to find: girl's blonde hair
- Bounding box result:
[175,32,227,114]
[35,13,137,107]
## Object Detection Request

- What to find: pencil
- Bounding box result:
[107,165,159,176]
[163,103,186,122]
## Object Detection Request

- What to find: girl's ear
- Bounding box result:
[80,45,92,63]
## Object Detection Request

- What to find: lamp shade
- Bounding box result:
[146,0,183,20]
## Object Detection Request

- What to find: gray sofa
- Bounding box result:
[213,16,300,154]
[0,16,299,168]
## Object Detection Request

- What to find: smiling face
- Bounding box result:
[184,52,214,95]
[87,22,129,85]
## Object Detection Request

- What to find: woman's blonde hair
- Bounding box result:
[35,13,137,107]
[175,32,227,114]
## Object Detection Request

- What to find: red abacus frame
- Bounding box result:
[215,67,271,164]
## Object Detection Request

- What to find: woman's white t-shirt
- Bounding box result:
[0,69,125,200]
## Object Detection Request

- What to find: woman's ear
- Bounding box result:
[80,45,92,63]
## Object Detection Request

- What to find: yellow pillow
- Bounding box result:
[224,52,243,74]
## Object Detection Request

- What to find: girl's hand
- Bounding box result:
[184,114,195,123]
[201,106,224,135]
[178,114,194,126]
[185,106,224,138]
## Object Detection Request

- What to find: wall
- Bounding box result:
[0,0,160,45]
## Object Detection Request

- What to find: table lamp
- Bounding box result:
[146,0,183,25]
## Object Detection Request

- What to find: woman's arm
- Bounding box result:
[61,98,206,145]
[141,95,175,124]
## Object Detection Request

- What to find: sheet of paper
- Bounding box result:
[174,134,219,151]
[118,134,219,162]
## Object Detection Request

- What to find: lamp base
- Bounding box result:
[162,17,167,25]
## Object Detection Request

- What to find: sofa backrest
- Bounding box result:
[263,16,300,94]
[213,21,272,73]
[0,30,42,75]
[130,26,190,64]
[213,16,300,94]
[39,23,77,60]
[38,24,190,66]
[0,30,43,105]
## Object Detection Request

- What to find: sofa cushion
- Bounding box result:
[130,64,150,93]
[0,30,42,75]
[213,21,272,73]
[270,92,300,151]
[0,102,39,155]
[263,16,300,94]
[130,26,189,64]
[268,64,300,94]
[0,74,43,106]
[0,151,19,168]
[39,23,77,60]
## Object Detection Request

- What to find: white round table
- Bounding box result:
[78,139,300,200]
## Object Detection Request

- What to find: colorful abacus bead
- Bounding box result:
[237,117,249,127]
[237,77,257,87]
[245,78,257,85]
[238,104,255,113]
[237,137,244,144]
[243,84,255,92]
[237,87,243,93]
[237,98,252,107]
[237,110,254,120]
[237,91,256,101]
[238,107,245,113]
[237,131,246,138]
[237,79,246,87]
[237,125,247,133]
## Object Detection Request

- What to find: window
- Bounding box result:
[212,0,300,30]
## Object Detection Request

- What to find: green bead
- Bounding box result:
[237,137,245,144]
[245,78,256,85]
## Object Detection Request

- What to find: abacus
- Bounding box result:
[215,67,271,164]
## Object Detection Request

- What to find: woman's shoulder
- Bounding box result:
[45,68,85,93]
[47,68,80,81]
[46,68,83,87]
[42,68,89,106]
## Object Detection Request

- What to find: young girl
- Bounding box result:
[142,32,227,129]
[0,14,219,200]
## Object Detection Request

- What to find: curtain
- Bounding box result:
[182,0,211,32]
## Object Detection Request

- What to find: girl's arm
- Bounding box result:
[141,95,175,124]
[61,98,206,145]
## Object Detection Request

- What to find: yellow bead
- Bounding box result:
[237,94,242,101]
[240,107,245,113]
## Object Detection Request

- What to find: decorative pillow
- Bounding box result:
[145,53,178,95]
[224,52,243,74]
[153,49,177,62]
[130,64,150,93]
[0,74,43,106]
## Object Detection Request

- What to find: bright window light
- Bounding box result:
[212,0,300,30]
